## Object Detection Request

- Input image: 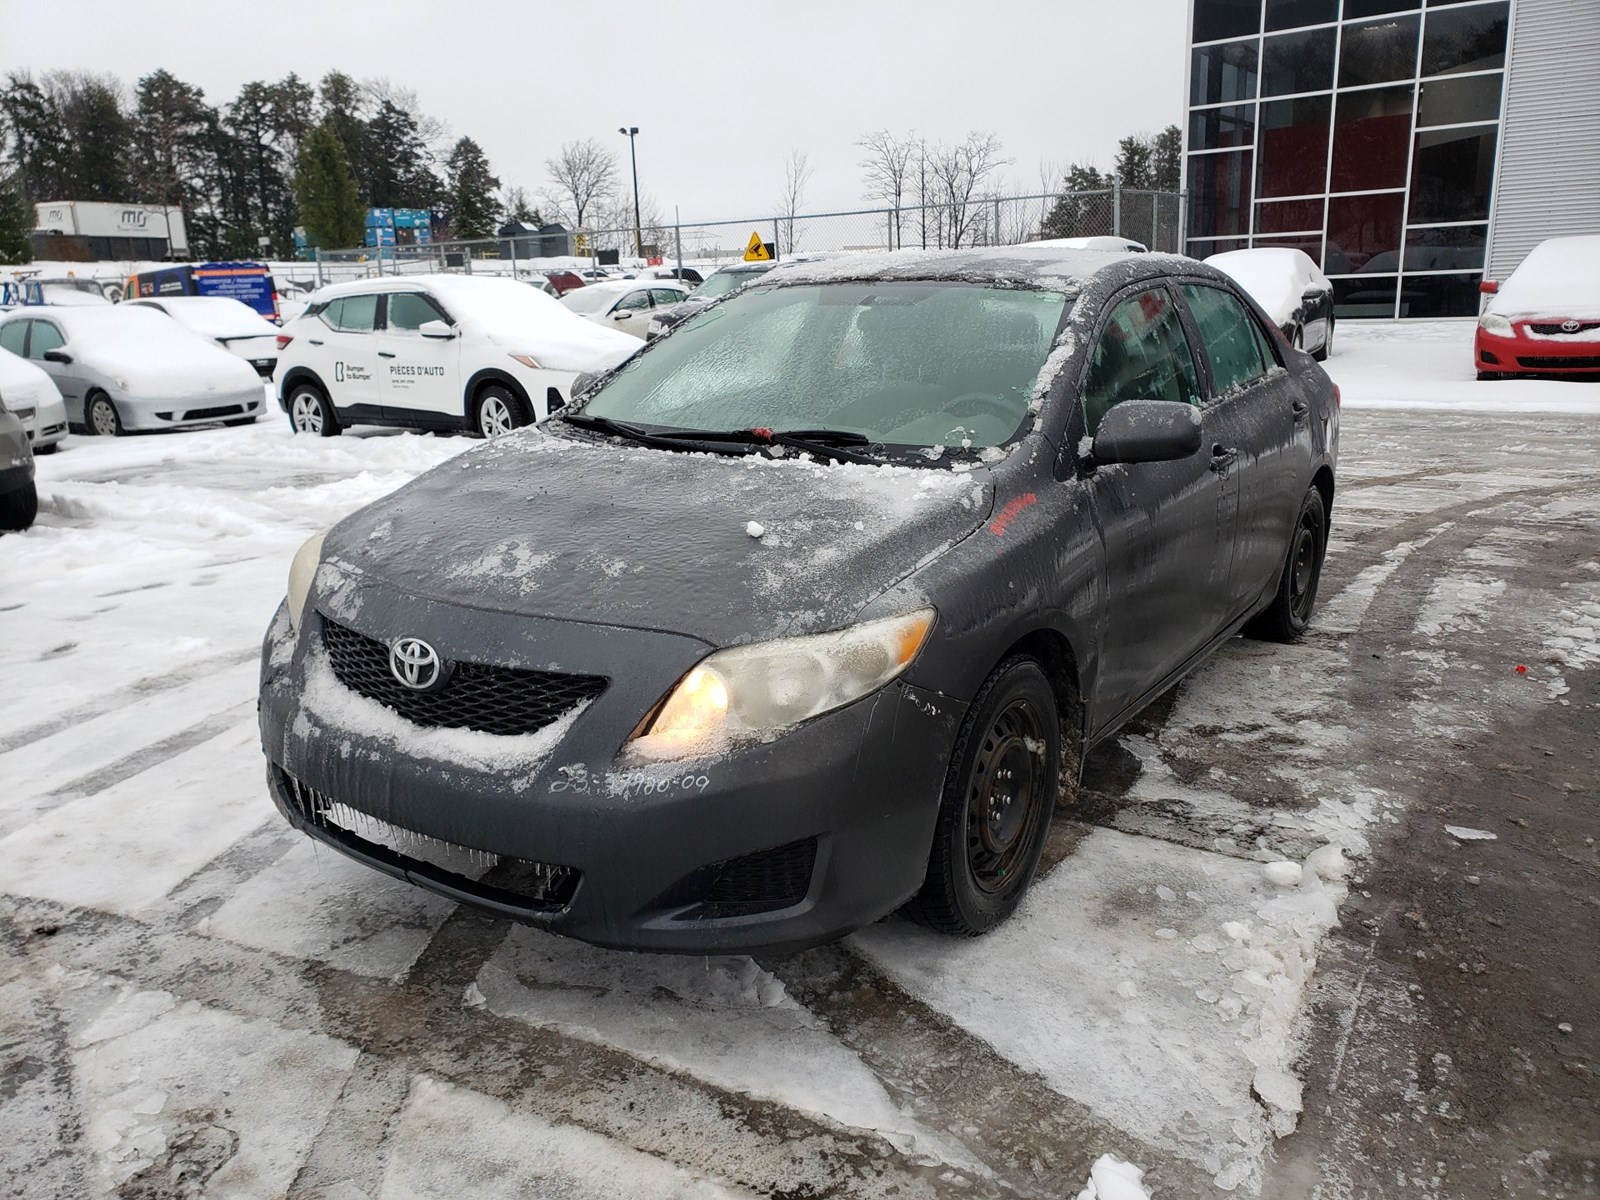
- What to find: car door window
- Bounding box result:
[28,321,65,359]
[1081,288,1202,434]
[386,292,449,331]
[1179,284,1275,398]
[613,290,651,313]
[649,288,684,307]
[0,321,26,356]
[323,294,380,332]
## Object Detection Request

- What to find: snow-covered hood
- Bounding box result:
[84,337,263,397]
[0,347,64,410]
[1205,250,1326,326]
[321,426,995,645]
[482,320,639,375]
[1489,255,1600,321]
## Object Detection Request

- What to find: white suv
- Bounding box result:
[274,275,640,438]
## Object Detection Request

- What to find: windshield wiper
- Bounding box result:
[646,427,884,465]
[559,411,753,456]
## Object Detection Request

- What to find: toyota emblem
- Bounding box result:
[1562,319,1582,333]
[389,637,448,691]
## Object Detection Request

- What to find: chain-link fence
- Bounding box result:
[301,187,1185,285]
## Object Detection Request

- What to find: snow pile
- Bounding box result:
[0,345,65,410]
[1074,1154,1152,1200]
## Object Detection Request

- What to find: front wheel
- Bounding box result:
[0,481,38,532]
[288,385,340,437]
[1245,486,1327,643]
[905,658,1061,936]
[87,393,124,437]
[473,384,528,438]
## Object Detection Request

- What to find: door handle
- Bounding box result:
[1209,444,1238,473]
[378,351,396,358]
[308,338,324,346]
[1291,400,1309,421]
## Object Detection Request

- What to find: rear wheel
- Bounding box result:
[288,384,340,437]
[905,658,1061,936]
[87,393,124,437]
[1245,487,1327,643]
[473,384,528,438]
[0,481,38,532]
[1312,317,1334,362]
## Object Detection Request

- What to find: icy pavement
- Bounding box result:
[2,330,1598,1198]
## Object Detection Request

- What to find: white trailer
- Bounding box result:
[33,201,189,256]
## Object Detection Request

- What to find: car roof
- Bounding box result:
[756,246,1197,292]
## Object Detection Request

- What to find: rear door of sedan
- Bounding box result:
[1176,280,1305,618]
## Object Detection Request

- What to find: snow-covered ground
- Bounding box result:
[2,322,1597,1198]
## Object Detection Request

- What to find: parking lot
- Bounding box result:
[1,321,1597,1199]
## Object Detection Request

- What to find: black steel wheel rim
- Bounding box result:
[965,698,1047,895]
[1290,513,1319,620]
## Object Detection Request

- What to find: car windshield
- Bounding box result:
[578,281,1069,451]
[694,269,768,300]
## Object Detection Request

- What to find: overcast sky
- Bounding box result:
[0,0,1189,220]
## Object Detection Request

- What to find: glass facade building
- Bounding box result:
[1184,0,1512,318]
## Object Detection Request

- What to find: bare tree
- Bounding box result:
[359,78,450,149]
[775,147,813,256]
[856,130,916,249]
[541,138,618,232]
[926,131,1011,249]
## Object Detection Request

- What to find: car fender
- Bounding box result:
[462,366,537,422]
[278,365,332,411]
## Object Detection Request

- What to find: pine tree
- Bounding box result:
[0,75,68,200]
[1151,125,1182,193]
[294,122,364,250]
[445,137,499,239]
[1114,136,1153,189]
[366,100,439,210]
[0,177,32,263]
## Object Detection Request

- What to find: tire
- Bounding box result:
[1312,317,1333,362]
[223,415,258,427]
[473,383,528,438]
[0,481,38,532]
[1476,370,1504,382]
[86,393,124,437]
[1245,487,1328,643]
[905,657,1062,936]
[288,383,340,437]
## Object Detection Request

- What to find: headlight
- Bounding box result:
[1478,313,1514,337]
[509,354,542,369]
[629,609,936,759]
[286,530,328,631]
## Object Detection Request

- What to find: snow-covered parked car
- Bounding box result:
[1204,248,1334,361]
[0,306,267,436]
[0,344,69,454]
[560,279,691,339]
[259,246,1340,955]
[125,295,283,378]
[0,395,37,532]
[1475,235,1600,380]
[274,275,641,438]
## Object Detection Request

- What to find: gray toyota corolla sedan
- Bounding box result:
[259,247,1339,954]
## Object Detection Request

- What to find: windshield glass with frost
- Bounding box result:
[694,268,769,299]
[579,282,1069,450]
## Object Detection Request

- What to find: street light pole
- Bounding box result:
[618,125,642,258]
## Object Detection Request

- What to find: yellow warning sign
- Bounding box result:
[744,231,773,262]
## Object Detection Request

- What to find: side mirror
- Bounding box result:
[42,349,73,364]
[1478,280,1498,295]
[418,320,455,339]
[1089,400,1202,466]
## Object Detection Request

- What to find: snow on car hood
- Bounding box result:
[1489,235,1600,320]
[422,276,640,374]
[1204,249,1325,326]
[0,346,65,409]
[320,426,995,646]
[53,308,263,396]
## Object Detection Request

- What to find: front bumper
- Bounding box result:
[117,387,266,430]
[1477,327,1600,376]
[258,597,964,955]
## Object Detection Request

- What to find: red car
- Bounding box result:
[543,270,587,297]
[1476,235,1600,380]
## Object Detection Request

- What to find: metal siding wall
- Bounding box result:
[1488,0,1600,279]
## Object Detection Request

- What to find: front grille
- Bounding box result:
[1528,321,1600,336]
[280,769,580,911]
[1516,355,1600,369]
[181,404,246,420]
[321,617,607,737]
[654,838,818,920]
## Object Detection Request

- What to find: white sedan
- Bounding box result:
[0,306,266,436]
[560,279,691,338]
[0,345,69,454]
[1204,248,1335,360]
[125,295,284,378]
[274,274,640,438]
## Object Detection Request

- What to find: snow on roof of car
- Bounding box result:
[1489,235,1600,319]
[751,245,1175,293]
[128,295,279,339]
[1203,248,1328,326]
